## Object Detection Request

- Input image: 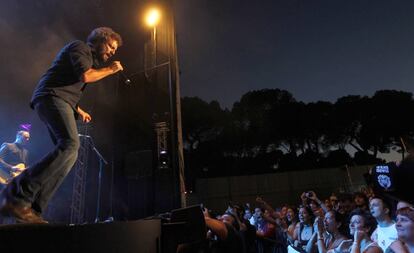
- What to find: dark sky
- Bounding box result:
[1,0,413,159]
[175,0,414,109]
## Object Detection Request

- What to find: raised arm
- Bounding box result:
[256,197,277,218]
[203,208,228,240]
[308,191,329,213]
[81,61,123,83]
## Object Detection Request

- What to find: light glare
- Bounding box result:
[145,8,161,27]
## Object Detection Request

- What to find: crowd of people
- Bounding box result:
[180,189,413,253]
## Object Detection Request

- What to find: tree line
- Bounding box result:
[181,89,414,178]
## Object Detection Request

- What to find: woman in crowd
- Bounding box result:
[286,206,299,243]
[293,206,315,251]
[334,209,382,253]
[305,210,347,253]
[386,207,414,253]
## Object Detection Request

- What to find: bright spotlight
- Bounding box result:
[145,8,161,27]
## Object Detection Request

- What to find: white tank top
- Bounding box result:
[375,223,398,252]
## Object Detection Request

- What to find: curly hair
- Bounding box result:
[349,208,377,235]
[87,27,123,47]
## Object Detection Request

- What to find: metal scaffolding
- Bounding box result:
[70,126,90,224]
[154,121,170,170]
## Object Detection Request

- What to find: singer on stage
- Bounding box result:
[0,27,123,223]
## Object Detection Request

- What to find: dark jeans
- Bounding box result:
[6,96,80,213]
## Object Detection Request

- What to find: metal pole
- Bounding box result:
[167,60,180,208]
[94,158,103,223]
[154,26,157,66]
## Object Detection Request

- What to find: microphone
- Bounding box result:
[78,134,91,138]
[120,71,131,85]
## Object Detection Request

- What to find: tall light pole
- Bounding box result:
[141,6,186,209]
[144,7,161,73]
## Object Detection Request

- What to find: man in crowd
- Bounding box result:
[370,197,398,252]
[203,207,244,253]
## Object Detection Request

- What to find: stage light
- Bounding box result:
[145,8,161,27]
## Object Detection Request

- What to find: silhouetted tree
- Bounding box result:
[180,89,414,176]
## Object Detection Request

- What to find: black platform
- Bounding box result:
[0,205,206,253]
[0,219,161,253]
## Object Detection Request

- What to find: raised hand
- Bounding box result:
[307,190,318,200]
[202,206,211,218]
[314,216,324,234]
[301,192,307,201]
[354,230,366,244]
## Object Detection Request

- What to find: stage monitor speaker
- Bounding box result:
[168,205,206,244]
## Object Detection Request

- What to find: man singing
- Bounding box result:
[0,27,124,223]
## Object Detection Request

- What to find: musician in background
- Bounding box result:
[0,130,30,187]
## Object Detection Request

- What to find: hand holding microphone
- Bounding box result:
[110,61,131,85]
[109,61,123,73]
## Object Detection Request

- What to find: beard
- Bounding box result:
[95,44,109,63]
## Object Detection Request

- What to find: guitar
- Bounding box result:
[0,163,26,185]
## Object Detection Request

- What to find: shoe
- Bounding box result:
[0,200,48,224]
[32,210,48,224]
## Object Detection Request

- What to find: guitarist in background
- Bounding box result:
[0,130,30,188]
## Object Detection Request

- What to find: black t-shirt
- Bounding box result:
[31,40,99,111]
[241,221,256,253]
[209,223,244,253]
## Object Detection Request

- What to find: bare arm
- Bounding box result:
[351,231,382,253]
[306,216,327,253]
[364,246,383,253]
[305,231,318,253]
[287,223,298,243]
[370,228,378,243]
[263,213,277,225]
[308,191,328,213]
[0,144,13,170]
[81,61,123,83]
[256,197,277,217]
[204,217,228,240]
[76,106,91,123]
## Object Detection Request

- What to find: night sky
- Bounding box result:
[0,0,414,162]
[176,0,414,109]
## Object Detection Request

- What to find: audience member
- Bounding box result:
[293,206,315,251]
[336,193,355,217]
[203,207,244,253]
[354,192,369,211]
[370,197,398,252]
[286,206,299,244]
[335,209,382,253]
[386,207,414,253]
[305,210,347,253]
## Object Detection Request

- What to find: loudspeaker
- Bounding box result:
[161,205,207,253]
[169,205,206,244]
